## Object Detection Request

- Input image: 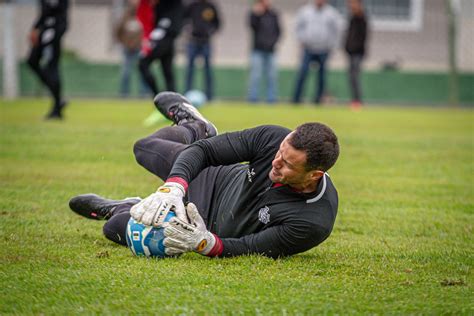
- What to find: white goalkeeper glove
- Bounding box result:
[130,181,186,226]
[163,203,223,257]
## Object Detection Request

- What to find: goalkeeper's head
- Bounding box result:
[269,122,339,192]
[290,122,339,172]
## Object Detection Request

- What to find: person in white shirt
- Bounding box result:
[292,0,342,104]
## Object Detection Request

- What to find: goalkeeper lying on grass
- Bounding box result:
[69,92,340,258]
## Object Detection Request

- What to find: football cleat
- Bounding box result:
[69,194,141,220]
[44,111,63,120]
[44,100,68,120]
[153,91,218,138]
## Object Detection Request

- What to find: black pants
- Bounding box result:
[138,37,176,96]
[27,27,66,114]
[103,123,223,246]
[348,53,363,103]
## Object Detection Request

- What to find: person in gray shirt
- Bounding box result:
[292,0,342,104]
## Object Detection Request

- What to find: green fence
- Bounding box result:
[2,58,473,105]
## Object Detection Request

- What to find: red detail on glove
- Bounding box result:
[166,177,189,192]
[206,234,223,257]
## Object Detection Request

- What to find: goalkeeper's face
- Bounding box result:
[269,133,317,190]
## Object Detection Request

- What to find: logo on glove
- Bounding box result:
[197,239,208,252]
[158,187,171,193]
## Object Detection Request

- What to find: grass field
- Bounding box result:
[0,98,473,314]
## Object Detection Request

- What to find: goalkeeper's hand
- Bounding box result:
[130,181,186,226]
[163,203,223,257]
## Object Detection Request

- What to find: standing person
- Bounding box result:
[69,91,340,258]
[116,0,148,98]
[27,0,69,120]
[247,0,281,103]
[292,0,341,105]
[345,0,368,110]
[183,0,221,101]
[138,0,184,96]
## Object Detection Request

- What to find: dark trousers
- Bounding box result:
[185,41,213,100]
[348,53,363,103]
[27,27,65,114]
[292,49,329,104]
[138,37,176,96]
[102,123,221,246]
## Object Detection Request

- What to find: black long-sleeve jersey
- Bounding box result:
[33,0,69,32]
[169,125,338,258]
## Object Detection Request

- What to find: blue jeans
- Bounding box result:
[185,41,213,100]
[247,50,278,103]
[292,50,329,104]
[120,47,149,97]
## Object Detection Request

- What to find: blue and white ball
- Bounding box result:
[185,90,207,108]
[125,211,176,258]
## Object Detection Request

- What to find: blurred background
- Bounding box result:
[1,0,473,105]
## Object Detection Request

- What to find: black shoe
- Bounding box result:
[58,100,68,112]
[153,91,218,138]
[44,110,63,120]
[69,194,141,220]
[44,100,68,120]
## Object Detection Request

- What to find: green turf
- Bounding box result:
[0,98,472,314]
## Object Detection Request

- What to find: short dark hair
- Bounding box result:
[289,122,339,172]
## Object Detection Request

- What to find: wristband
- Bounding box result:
[205,234,224,257]
[166,177,189,193]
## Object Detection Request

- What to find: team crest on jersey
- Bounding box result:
[247,168,256,183]
[258,206,270,224]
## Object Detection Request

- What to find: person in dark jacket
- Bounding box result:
[138,0,183,96]
[247,0,281,103]
[183,0,221,101]
[344,0,368,110]
[69,92,340,259]
[27,0,69,120]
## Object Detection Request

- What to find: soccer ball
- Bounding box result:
[125,211,176,258]
[184,90,207,108]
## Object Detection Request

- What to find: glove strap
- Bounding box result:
[205,234,224,257]
[166,177,188,193]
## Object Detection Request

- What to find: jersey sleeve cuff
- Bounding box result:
[166,177,189,192]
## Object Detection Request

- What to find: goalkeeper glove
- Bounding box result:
[163,203,223,257]
[130,180,186,226]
